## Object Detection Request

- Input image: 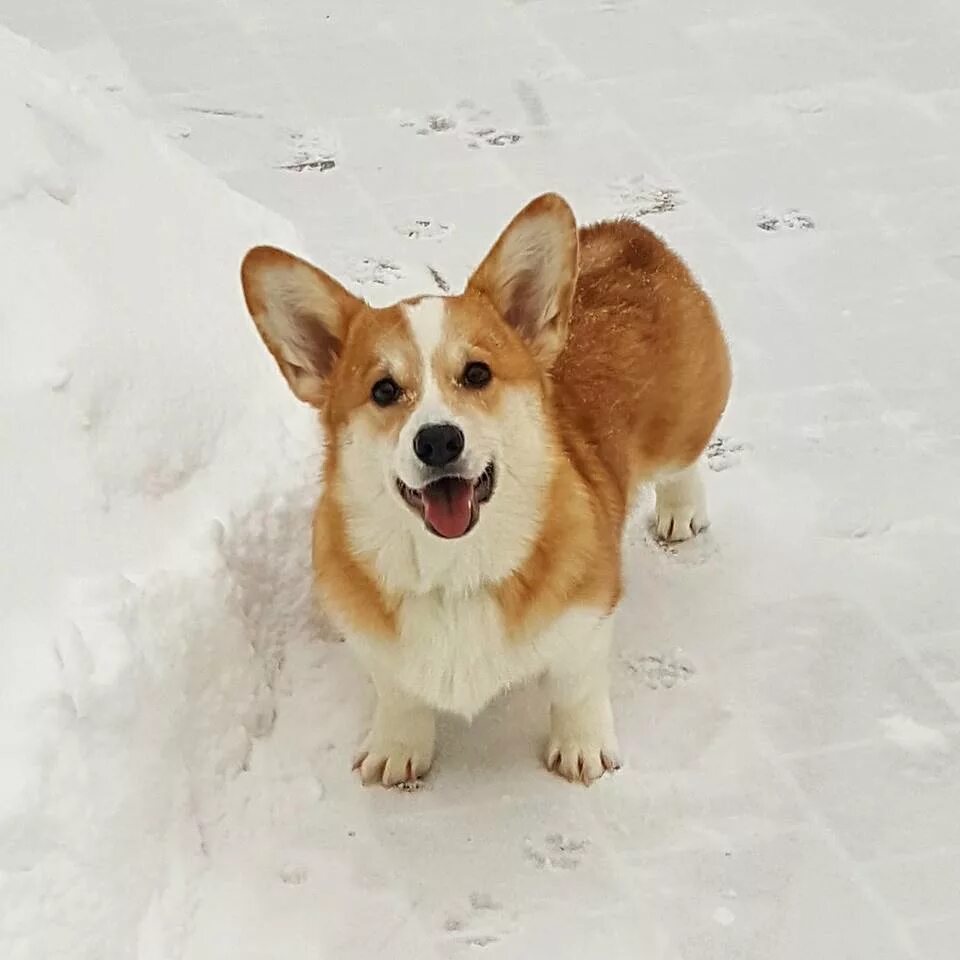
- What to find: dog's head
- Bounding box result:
[241,194,578,570]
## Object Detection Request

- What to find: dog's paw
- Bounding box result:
[655,465,709,542]
[546,734,621,785]
[353,732,434,787]
[655,500,709,542]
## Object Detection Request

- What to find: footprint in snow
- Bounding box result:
[706,435,748,472]
[443,892,514,949]
[397,217,452,241]
[609,175,683,218]
[622,651,696,690]
[399,103,522,149]
[756,209,815,232]
[349,257,404,287]
[523,833,588,870]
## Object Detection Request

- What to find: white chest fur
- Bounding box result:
[345,591,605,718]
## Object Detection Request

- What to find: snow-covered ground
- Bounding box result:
[2,1,959,958]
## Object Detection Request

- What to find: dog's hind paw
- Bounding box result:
[655,462,709,542]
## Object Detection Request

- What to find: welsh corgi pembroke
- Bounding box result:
[241,193,730,787]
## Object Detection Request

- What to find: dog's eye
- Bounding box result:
[371,377,401,407]
[462,361,492,389]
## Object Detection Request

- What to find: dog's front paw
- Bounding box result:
[546,738,621,784]
[353,729,435,787]
[546,721,621,785]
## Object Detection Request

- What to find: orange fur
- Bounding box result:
[558,219,731,483]
[493,218,731,637]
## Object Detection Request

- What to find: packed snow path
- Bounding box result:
[3,0,960,958]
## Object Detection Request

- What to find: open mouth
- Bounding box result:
[396,462,496,539]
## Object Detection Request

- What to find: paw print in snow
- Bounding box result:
[397,217,452,241]
[467,127,522,148]
[623,651,696,690]
[610,175,683,218]
[398,102,522,149]
[443,892,514,948]
[399,112,456,136]
[401,113,456,134]
[349,258,404,287]
[524,833,588,870]
[756,209,815,232]
[706,435,748,472]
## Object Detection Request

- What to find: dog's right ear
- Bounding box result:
[466,193,578,367]
[241,246,363,406]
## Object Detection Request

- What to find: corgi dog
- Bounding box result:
[240,194,730,787]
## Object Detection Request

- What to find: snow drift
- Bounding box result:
[0,27,323,960]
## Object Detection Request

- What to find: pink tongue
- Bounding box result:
[422,479,474,538]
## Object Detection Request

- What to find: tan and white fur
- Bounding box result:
[240,194,730,786]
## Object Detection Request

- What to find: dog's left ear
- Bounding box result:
[467,193,578,366]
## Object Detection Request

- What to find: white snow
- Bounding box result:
[881,714,951,753]
[0,26,319,960]
[2,2,960,959]
[712,906,737,927]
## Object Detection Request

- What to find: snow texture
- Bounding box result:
[1,1,959,958]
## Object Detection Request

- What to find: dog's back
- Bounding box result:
[554,219,731,515]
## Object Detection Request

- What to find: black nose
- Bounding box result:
[413,423,465,467]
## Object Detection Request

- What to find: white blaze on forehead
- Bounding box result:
[402,296,447,369]
[402,296,449,419]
